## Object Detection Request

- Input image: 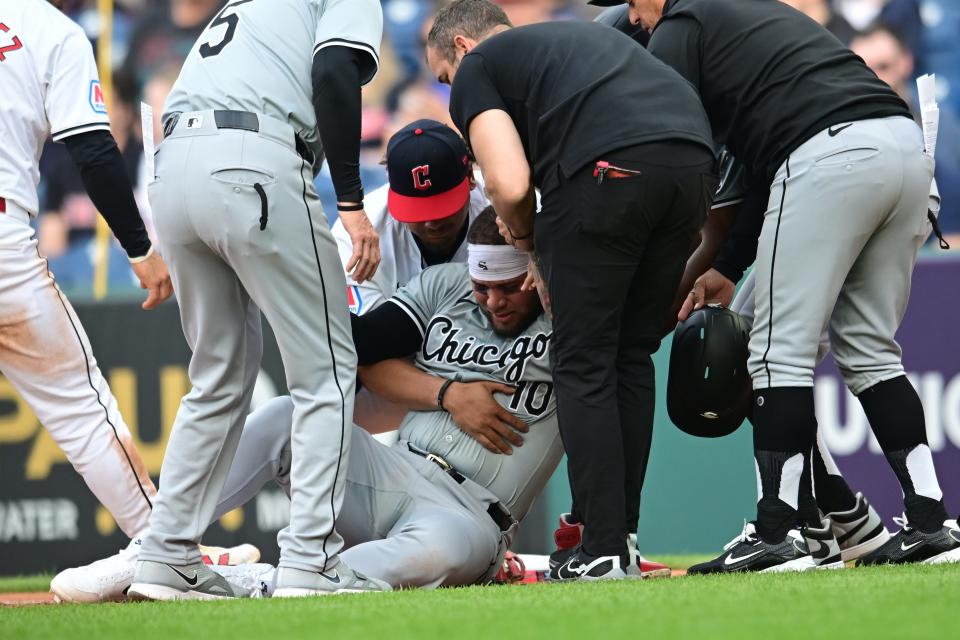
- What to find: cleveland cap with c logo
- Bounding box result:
[386,119,471,223]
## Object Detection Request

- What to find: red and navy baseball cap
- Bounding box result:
[386,119,471,223]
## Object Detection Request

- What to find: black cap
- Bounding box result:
[386,119,471,223]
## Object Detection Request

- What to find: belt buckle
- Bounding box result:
[425,453,452,472]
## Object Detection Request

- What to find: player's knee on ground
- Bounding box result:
[344,511,498,589]
[242,395,295,482]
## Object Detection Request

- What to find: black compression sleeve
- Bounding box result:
[312,46,363,200]
[351,302,424,365]
[712,184,768,283]
[63,130,151,258]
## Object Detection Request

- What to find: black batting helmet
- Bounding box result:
[667,305,752,438]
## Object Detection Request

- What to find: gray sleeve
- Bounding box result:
[390,265,469,337]
[314,0,383,85]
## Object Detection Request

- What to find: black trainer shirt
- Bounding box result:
[648,0,913,183]
[449,21,714,193]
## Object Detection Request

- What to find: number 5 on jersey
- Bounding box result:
[200,0,255,58]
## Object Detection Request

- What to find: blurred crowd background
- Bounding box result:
[38,0,960,296]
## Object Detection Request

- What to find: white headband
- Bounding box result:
[468,243,528,282]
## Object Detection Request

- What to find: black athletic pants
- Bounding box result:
[537,141,717,557]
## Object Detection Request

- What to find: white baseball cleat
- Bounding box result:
[50,538,142,603]
[50,538,264,603]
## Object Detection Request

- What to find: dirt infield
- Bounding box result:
[1,591,56,607]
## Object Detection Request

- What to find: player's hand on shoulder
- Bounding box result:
[678,268,735,321]
[495,215,534,252]
[130,250,174,310]
[340,209,381,283]
[443,381,529,455]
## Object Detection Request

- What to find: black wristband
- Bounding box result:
[509,227,533,240]
[336,188,364,204]
[437,378,457,412]
[338,202,364,212]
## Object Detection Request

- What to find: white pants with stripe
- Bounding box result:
[142,112,356,572]
[0,207,155,538]
[215,396,507,588]
[749,116,934,394]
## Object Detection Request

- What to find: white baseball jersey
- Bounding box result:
[164,0,382,168]
[332,172,490,315]
[0,0,110,215]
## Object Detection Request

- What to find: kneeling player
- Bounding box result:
[76,209,566,596]
[214,208,561,591]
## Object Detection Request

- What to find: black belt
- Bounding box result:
[407,444,515,533]
[162,110,313,164]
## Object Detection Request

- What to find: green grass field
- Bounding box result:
[2,559,957,640]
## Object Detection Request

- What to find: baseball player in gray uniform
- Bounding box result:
[202,208,562,589]
[131,0,388,600]
[617,0,958,569]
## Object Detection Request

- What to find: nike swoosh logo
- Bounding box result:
[725,549,764,565]
[171,567,199,586]
[557,561,587,578]
[321,572,341,585]
[949,530,960,544]
[835,513,869,544]
[828,123,853,137]
[901,540,924,552]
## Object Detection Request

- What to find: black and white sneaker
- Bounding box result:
[926,520,960,564]
[826,492,891,562]
[688,521,816,575]
[857,516,960,566]
[777,519,844,572]
[548,513,582,574]
[548,546,576,575]
[551,548,627,581]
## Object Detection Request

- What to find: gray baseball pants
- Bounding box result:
[141,111,355,573]
[214,397,508,588]
[733,271,852,492]
[749,116,934,394]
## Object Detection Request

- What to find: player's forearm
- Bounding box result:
[63,130,151,259]
[469,109,536,236]
[488,184,536,238]
[358,359,445,411]
[712,193,765,282]
[312,46,363,199]
[678,205,736,297]
[668,204,736,327]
